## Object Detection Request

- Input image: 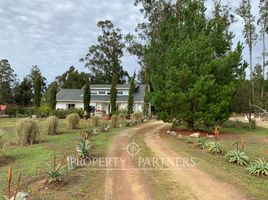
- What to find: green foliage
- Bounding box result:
[76,138,92,159]
[225,150,249,166]
[138,0,244,130]
[14,77,33,106]
[83,79,91,113]
[195,138,209,149]
[29,66,46,110]
[48,82,58,110]
[81,20,128,83]
[128,73,136,117]
[171,118,181,128]
[16,118,40,145]
[45,116,58,135]
[37,104,52,118]
[248,159,268,176]
[90,115,101,128]
[0,59,16,104]
[52,108,83,119]
[110,73,117,113]
[143,83,150,116]
[56,66,90,89]
[66,113,80,129]
[208,141,223,154]
[111,114,118,128]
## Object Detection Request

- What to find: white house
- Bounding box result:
[56,84,146,114]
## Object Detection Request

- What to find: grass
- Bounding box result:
[0,118,122,199]
[163,126,268,200]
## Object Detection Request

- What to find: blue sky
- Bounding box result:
[0,0,265,83]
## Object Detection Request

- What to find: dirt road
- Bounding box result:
[104,121,249,200]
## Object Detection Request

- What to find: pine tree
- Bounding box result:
[110,73,117,114]
[128,73,136,117]
[83,79,91,114]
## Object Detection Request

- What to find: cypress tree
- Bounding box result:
[49,82,58,110]
[83,79,91,114]
[33,75,42,110]
[128,73,136,117]
[110,73,117,114]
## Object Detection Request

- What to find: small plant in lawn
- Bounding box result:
[111,114,118,128]
[208,141,223,154]
[80,129,89,140]
[185,136,194,144]
[178,134,186,140]
[45,152,67,184]
[90,115,101,127]
[76,138,92,159]
[100,120,109,132]
[16,118,40,145]
[195,138,209,149]
[225,150,248,166]
[66,113,80,129]
[248,159,268,176]
[45,116,58,135]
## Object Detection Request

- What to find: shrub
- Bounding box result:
[16,118,40,145]
[171,118,181,128]
[52,108,84,119]
[225,150,249,166]
[90,115,101,127]
[111,114,118,128]
[37,104,52,118]
[131,112,143,124]
[222,120,253,129]
[76,138,92,158]
[66,113,80,129]
[208,141,223,154]
[45,116,58,135]
[45,152,67,184]
[248,159,268,176]
[118,113,126,123]
[195,138,209,149]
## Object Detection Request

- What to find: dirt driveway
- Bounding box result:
[104,121,249,200]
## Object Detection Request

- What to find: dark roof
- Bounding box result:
[56,84,145,102]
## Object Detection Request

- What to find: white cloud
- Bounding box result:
[0,0,265,82]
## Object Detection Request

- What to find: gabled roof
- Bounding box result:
[56,84,145,102]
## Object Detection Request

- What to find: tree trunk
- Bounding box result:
[261,31,266,105]
[187,120,194,131]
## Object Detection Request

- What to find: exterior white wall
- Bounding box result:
[56,101,144,113]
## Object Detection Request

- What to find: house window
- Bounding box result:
[91,91,97,95]
[67,104,75,109]
[117,91,124,95]
[98,90,106,95]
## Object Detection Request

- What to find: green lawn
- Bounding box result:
[0,118,122,199]
[162,126,268,200]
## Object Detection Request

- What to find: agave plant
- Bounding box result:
[45,152,67,184]
[76,138,92,159]
[225,150,249,166]
[208,141,223,154]
[248,159,268,176]
[195,138,209,149]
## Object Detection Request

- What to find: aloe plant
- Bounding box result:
[195,138,209,149]
[248,159,268,176]
[225,150,249,166]
[208,141,223,154]
[76,138,92,159]
[45,152,67,184]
